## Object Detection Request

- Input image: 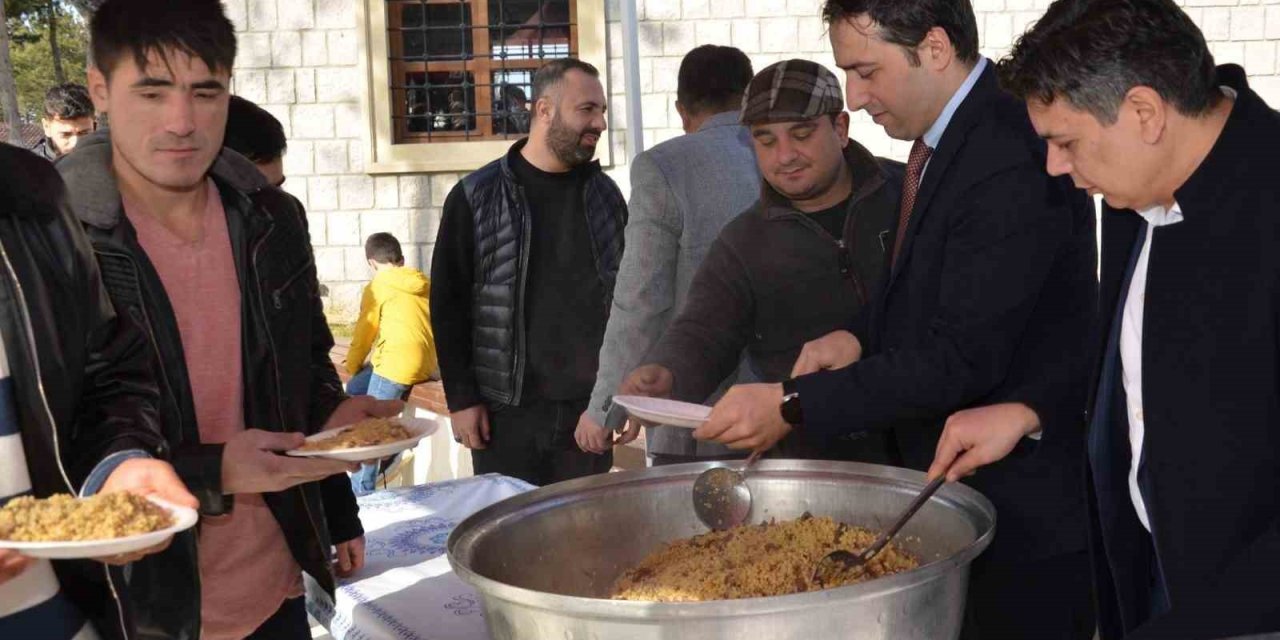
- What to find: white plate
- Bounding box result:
[611,395,712,429]
[0,497,198,560]
[285,416,438,462]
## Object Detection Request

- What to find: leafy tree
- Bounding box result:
[10,5,86,121]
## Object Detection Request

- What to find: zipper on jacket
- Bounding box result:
[271,257,316,310]
[512,184,532,407]
[249,223,327,566]
[0,243,130,639]
[786,213,868,305]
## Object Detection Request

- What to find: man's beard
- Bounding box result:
[547,112,601,167]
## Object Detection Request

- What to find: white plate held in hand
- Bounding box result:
[285,416,438,462]
[0,497,198,560]
[611,396,712,429]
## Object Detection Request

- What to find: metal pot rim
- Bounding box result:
[447,460,997,619]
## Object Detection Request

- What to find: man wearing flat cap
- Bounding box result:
[619,59,900,463]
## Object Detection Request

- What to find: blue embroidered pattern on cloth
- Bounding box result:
[305,474,535,640]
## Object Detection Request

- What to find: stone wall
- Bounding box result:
[228,0,1280,321]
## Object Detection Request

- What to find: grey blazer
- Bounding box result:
[587,110,761,457]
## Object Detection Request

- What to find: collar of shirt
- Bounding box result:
[1135,201,1184,228]
[699,110,745,132]
[921,57,988,151]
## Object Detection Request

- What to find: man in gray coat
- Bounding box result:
[574,46,758,464]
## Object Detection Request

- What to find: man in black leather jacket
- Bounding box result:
[0,142,196,640]
[56,2,401,638]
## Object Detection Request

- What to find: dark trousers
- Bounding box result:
[961,549,1095,640]
[472,397,612,486]
[245,596,310,640]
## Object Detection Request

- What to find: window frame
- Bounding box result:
[356,0,611,174]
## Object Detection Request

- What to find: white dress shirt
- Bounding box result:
[1120,202,1184,532]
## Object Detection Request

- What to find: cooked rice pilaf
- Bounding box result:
[611,513,919,601]
[298,417,412,451]
[0,493,173,542]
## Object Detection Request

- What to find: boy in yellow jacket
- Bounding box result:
[345,233,438,493]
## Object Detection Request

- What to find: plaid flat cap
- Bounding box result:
[740,59,844,125]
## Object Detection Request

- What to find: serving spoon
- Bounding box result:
[812,474,946,586]
[691,450,763,530]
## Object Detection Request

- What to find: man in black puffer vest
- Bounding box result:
[432,58,627,486]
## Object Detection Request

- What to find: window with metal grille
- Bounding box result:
[386,0,575,144]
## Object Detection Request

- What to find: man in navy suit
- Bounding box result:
[931,0,1280,637]
[690,1,1097,637]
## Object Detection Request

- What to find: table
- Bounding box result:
[306,474,535,640]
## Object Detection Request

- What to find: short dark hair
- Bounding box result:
[531,58,600,103]
[677,45,754,116]
[43,83,94,120]
[999,0,1219,124]
[821,0,980,66]
[90,0,237,79]
[365,233,404,264]
[225,95,287,163]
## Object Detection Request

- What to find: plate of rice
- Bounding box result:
[285,416,438,462]
[0,493,198,559]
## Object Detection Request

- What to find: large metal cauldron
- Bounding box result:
[447,460,996,640]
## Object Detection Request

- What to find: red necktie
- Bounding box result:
[892,139,933,265]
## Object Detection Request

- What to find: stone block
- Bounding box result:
[317,0,354,29]
[284,140,315,176]
[317,66,359,103]
[345,246,373,281]
[715,0,745,18]
[786,0,817,19]
[683,0,710,20]
[732,19,760,53]
[238,33,273,69]
[293,104,336,139]
[284,178,309,211]
[641,93,670,129]
[375,176,400,209]
[328,211,362,246]
[972,0,1004,12]
[248,0,277,30]
[608,59,627,96]
[761,17,798,53]
[361,210,411,242]
[314,139,349,174]
[296,69,317,102]
[234,70,268,104]
[340,175,376,210]
[302,31,329,66]
[272,30,302,68]
[278,0,315,29]
[609,22,623,58]
[639,21,664,57]
[410,207,442,244]
[1201,7,1232,40]
[645,0,680,21]
[328,30,358,66]
[1231,6,1266,40]
[651,57,680,93]
[309,176,339,211]
[695,19,732,45]
[334,102,364,140]
[1267,6,1280,40]
[348,140,366,172]
[267,69,296,105]
[305,208,326,245]
[983,13,1013,49]
[745,1,787,18]
[314,247,346,282]
[426,174,455,206]
[260,103,292,139]
[1245,40,1276,75]
[1211,40,1246,67]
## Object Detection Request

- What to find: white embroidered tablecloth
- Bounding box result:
[306,474,535,640]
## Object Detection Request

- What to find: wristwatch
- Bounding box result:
[780,379,803,427]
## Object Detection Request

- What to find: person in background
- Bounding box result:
[0,142,197,639]
[934,0,1280,637]
[573,45,759,465]
[344,232,437,495]
[432,58,627,486]
[59,1,400,637]
[30,83,96,161]
[693,1,1098,636]
[616,59,901,465]
[223,94,286,187]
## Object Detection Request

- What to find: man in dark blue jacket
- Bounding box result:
[932,0,1280,637]
[692,1,1097,637]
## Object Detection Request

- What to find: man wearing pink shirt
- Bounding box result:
[58,1,401,638]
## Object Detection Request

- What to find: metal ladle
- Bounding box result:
[812,474,946,586]
[692,450,763,530]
